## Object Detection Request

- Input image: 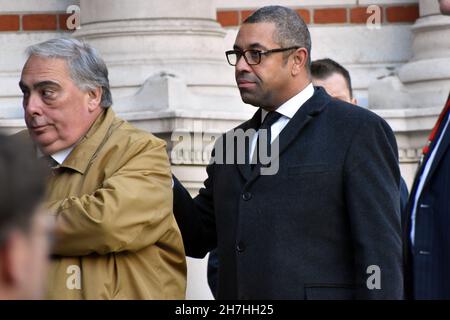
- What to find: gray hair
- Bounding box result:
[244,6,312,70]
[26,38,112,108]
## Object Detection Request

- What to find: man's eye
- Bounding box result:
[248,51,260,60]
[41,89,55,98]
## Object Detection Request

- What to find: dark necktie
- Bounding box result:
[251,111,282,169]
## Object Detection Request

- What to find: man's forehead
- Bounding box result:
[21,56,69,84]
[234,22,277,48]
[313,73,350,96]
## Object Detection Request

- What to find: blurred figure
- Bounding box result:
[439,0,450,14]
[404,0,450,300]
[0,134,50,300]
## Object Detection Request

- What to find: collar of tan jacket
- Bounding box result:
[61,107,119,174]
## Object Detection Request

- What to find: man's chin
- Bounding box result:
[239,92,261,107]
[30,136,57,155]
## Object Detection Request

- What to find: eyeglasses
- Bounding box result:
[225,46,300,66]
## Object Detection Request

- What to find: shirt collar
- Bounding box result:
[50,147,74,165]
[261,82,314,121]
[37,146,74,165]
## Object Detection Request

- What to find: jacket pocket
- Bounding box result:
[304,284,355,300]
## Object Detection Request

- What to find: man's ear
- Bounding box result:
[291,48,308,76]
[0,231,29,288]
[87,87,103,112]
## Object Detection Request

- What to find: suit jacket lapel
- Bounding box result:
[276,87,328,158]
[423,112,450,187]
[405,95,450,237]
[246,87,329,184]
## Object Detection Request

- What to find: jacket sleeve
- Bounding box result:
[344,115,404,299]
[173,150,218,259]
[47,138,175,256]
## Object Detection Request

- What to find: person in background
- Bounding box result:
[0,134,50,300]
[311,58,357,105]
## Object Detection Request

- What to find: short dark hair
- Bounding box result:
[244,6,312,69]
[0,134,48,245]
[311,58,353,98]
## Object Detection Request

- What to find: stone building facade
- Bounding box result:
[0,0,449,299]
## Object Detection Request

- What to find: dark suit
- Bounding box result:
[404,95,450,299]
[174,87,403,299]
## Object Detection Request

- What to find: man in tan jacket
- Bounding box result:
[18,38,186,299]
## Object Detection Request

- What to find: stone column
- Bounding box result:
[369,0,450,186]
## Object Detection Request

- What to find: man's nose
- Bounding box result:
[235,54,252,73]
[24,93,43,116]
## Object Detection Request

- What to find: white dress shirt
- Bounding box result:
[51,147,74,164]
[410,113,450,245]
[249,83,315,161]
